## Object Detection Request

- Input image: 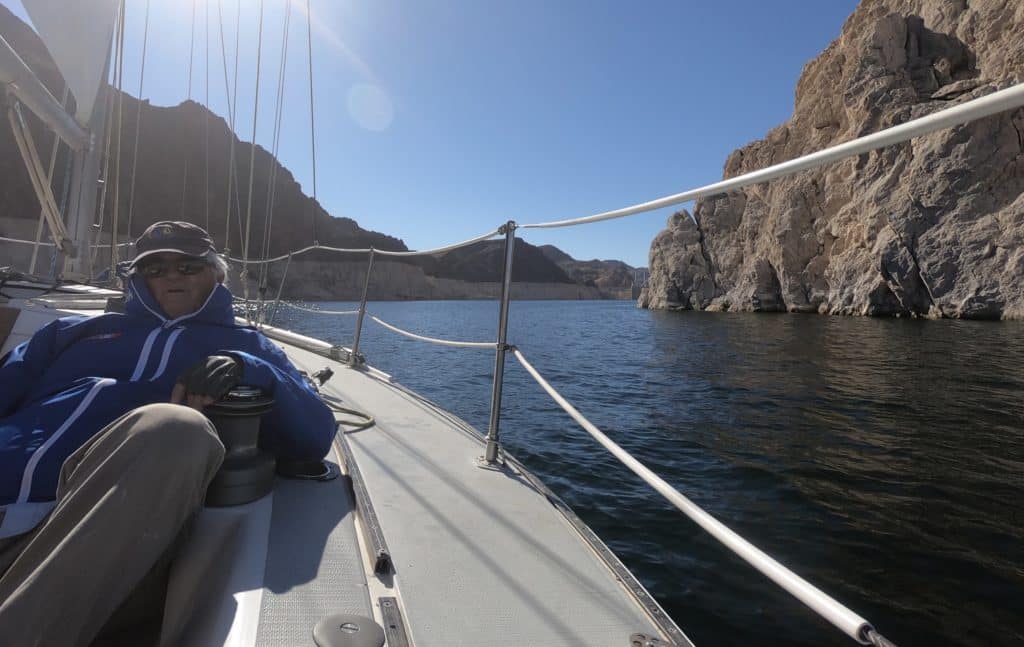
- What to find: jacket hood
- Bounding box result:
[125,275,236,326]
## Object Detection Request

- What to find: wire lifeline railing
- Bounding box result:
[274,302,360,317]
[239,83,1024,646]
[223,226,504,265]
[284,241,893,645]
[368,315,498,350]
[298,247,892,644]
[3,66,1020,646]
[519,81,1024,230]
[8,83,1022,274]
[510,347,891,645]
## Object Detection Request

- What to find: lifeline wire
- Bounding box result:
[226,227,502,264]
[511,347,893,646]
[0,238,133,250]
[275,301,359,316]
[369,315,498,349]
[521,82,1024,229]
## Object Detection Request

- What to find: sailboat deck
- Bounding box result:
[281,341,687,647]
[0,293,686,646]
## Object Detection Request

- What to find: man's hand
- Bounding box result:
[172,355,242,411]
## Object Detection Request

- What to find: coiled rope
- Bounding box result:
[325,399,375,433]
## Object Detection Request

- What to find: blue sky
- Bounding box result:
[4,0,859,267]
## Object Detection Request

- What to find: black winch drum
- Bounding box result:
[204,386,276,506]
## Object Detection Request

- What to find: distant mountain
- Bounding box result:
[537,245,639,291]
[0,5,636,297]
[420,239,573,283]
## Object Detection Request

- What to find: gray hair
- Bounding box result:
[206,250,230,285]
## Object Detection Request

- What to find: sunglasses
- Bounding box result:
[138,259,210,278]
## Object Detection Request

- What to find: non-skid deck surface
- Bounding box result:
[255,468,372,646]
[283,343,682,647]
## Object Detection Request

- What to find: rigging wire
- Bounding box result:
[241,0,267,316]
[109,0,127,274]
[215,0,232,248]
[179,0,198,220]
[267,251,292,326]
[305,0,319,244]
[204,0,211,233]
[369,315,498,349]
[124,0,151,242]
[216,0,244,253]
[257,0,294,312]
[225,226,502,264]
[31,85,70,275]
[92,11,121,276]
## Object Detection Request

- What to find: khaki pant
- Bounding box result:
[0,403,225,647]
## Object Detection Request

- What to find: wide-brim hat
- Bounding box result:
[131,221,217,266]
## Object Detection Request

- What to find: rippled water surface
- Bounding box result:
[274,300,1024,647]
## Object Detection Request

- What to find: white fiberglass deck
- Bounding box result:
[281,341,688,647]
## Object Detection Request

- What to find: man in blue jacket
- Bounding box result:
[0,221,336,646]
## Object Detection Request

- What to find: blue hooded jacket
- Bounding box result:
[0,276,336,538]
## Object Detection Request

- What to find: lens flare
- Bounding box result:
[347,82,394,132]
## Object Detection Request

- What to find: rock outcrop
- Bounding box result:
[639,0,1024,319]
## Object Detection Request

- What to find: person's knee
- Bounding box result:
[126,403,224,467]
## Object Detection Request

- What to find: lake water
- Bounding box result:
[273,300,1024,647]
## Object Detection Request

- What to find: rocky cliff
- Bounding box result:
[639,0,1024,319]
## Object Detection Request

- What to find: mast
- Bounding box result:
[0,35,88,151]
[1,0,121,279]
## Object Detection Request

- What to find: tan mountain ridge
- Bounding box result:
[0,5,634,300]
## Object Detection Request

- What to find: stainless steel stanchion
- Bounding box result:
[350,247,375,367]
[483,221,516,464]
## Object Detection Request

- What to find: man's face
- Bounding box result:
[138,253,218,319]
